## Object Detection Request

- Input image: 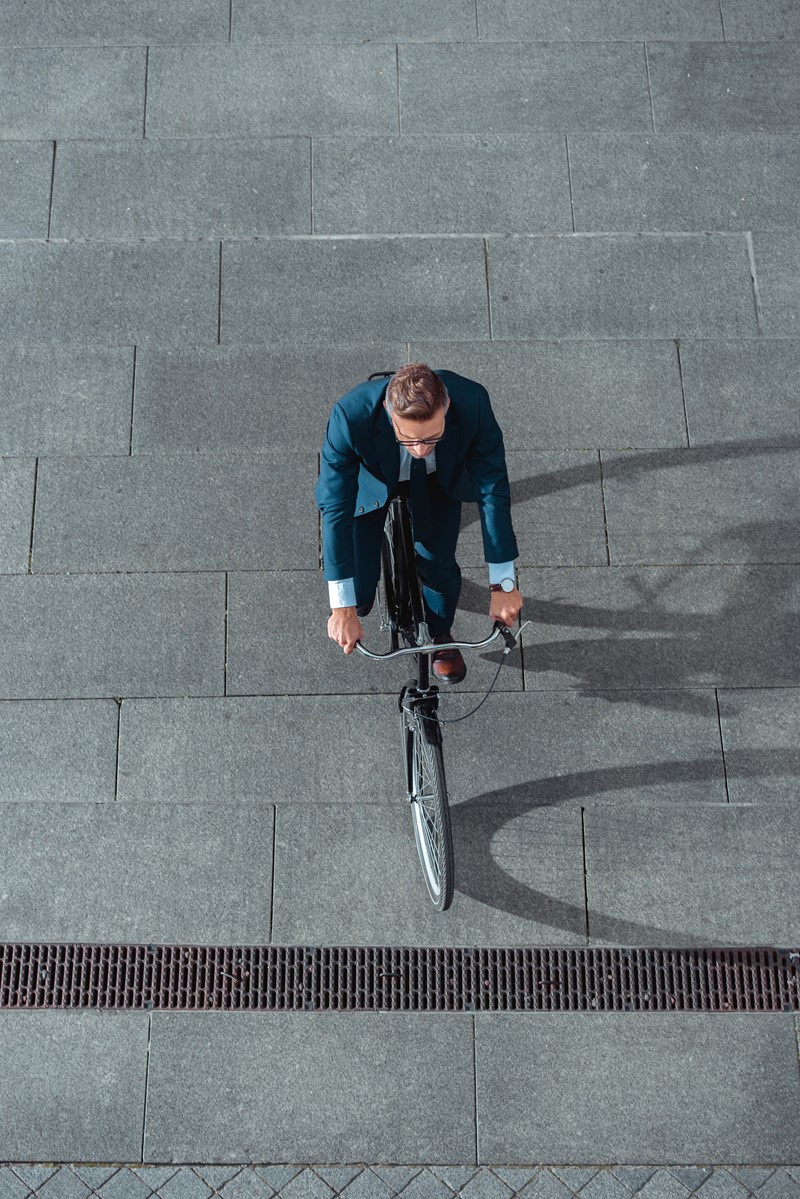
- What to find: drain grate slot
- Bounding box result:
[1,944,797,1013]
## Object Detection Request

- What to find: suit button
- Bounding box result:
[373,501,379,507]
[358,506,364,514]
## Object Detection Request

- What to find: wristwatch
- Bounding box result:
[490,577,516,594]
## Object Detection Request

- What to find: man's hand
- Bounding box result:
[327,606,364,654]
[489,587,523,629]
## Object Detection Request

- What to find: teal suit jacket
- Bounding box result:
[315,370,518,583]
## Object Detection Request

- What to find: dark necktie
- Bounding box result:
[409,456,433,540]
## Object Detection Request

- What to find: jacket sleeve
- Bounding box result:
[315,403,359,582]
[465,386,519,564]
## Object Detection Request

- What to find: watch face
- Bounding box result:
[501,577,515,592]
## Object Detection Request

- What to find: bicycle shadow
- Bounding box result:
[448,748,800,942]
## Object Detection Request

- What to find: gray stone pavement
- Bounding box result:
[1,0,800,1176]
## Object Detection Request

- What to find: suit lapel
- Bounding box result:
[373,399,401,491]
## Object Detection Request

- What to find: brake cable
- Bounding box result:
[421,620,533,726]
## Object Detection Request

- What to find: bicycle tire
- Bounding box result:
[406,711,454,911]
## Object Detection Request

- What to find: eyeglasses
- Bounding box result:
[390,417,447,447]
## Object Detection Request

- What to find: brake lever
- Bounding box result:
[496,619,533,653]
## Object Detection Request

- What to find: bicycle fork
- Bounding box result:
[399,683,442,801]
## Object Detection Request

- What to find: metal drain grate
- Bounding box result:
[2,945,798,1013]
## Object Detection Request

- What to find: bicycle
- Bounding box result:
[355,490,524,911]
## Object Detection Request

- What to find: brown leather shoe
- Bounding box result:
[431,631,467,685]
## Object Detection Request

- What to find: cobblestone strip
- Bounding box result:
[0,1165,799,1199]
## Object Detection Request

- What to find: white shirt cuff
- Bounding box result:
[328,578,358,608]
[488,561,516,586]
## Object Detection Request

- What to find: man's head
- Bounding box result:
[383,363,449,458]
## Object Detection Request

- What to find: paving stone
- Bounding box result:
[0,1171,31,1199]
[312,1170,361,1194]
[583,802,800,946]
[52,138,310,240]
[0,573,224,699]
[392,1173,451,1199]
[156,1174,212,1199]
[193,1169,245,1192]
[233,0,476,41]
[0,1,228,44]
[444,689,726,808]
[580,1176,634,1199]
[635,1175,690,1199]
[251,1172,299,1194]
[518,564,800,690]
[678,339,800,444]
[459,1171,513,1198]
[726,1170,775,1192]
[0,457,34,573]
[752,233,800,337]
[610,1170,658,1194]
[431,1166,479,1191]
[38,1171,91,1199]
[0,1011,148,1161]
[476,1013,800,1163]
[721,0,800,39]
[410,340,687,450]
[0,242,219,346]
[271,802,586,945]
[147,45,397,138]
[691,1176,747,1199]
[569,133,800,233]
[517,1175,575,1199]
[0,346,134,457]
[335,1172,392,1199]
[70,1168,119,1189]
[551,1171,599,1193]
[458,451,607,567]
[131,1169,180,1191]
[313,135,570,235]
[399,43,650,134]
[488,234,756,341]
[754,1175,800,1199]
[131,345,408,454]
[717,688,800,804]
[0,141,52,237]
[227,568,522,697]
[95,1171,152,1199]
[369,1167,423,1192]
[0,48,144,140]
[669,1173,713,1194]
[10,1170,58,1192]
[145,1012,475,1164]
[0,803,273,942]
[476,0,724,39]
[648,43,800,133]
[602,445,800,564]
[277,1173,333,1199]
[222,237,489,345]
[0,700,118,803]
[33,452,318,573]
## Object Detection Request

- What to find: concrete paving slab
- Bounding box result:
[132,345,408,453]
[0,141,52,238]
[569,134,800,233]
[0,804,273,942]
[145,1012,475,1164]
[227,569,523,696]
[721,0,800,39]
[648,43,800,133]
[0,243,219,346]
[51,138,311,240]
[312,135,570,235]
[443,689,726,809]
[0,573,224,699]
[751,233,800,337]
[0,1012,148,1163]
[399,43,651,134]
[33,453,318,573]
[601,445,800,564]
[477,0,723,40]
[487,234,757,341]
[583,802,800,946]
[475,1014,800,1164]
[0,699,117,802]
[458,451,607,567]
[409,340,687,449]
[679,340,800,444]
[271,803,587,945]
[233,0,476,41]
[0,1,228,44]
[518,564,800,690]
[221,237,489,345]
[0,48,144,140]
[147,45,397,138]
[0,347,134,457]
[0,457,34,573]
[717,688,800,805]
[117,696,400,805]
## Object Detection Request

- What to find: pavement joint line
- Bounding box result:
[713,689,731,804]
[395,43,401,135]
[113,697,122,802]
[643,42,656,133]
[140,1013,152,1165]
[565,134,576,233]
[0,231,774,244]
[142,46,149,140]
[228,0,233,43]
[223,572,229,697]
[26,458,39,574]
[216,242,223,344]
[129,344,138,455]
[719,0,728,40]
[309,138,314,235]
[745,233,765,336]
[596,451,611,566]
[471,1015,479,1167]
[482,237,493,340]
[674,340,691,447]
[46,141,57,240]
[580,807,591,942]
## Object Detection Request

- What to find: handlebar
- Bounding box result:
[354,620,531,661]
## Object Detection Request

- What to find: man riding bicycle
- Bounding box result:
[316,362,523,684]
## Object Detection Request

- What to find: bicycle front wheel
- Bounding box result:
[408,714,454,911]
